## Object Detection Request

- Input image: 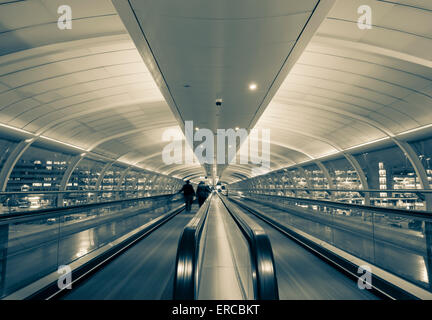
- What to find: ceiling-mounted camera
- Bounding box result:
[215,98,223,107]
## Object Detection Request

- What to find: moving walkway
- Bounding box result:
[3,192,426,300]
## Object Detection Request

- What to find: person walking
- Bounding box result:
[179,180,195,212]
[196,181,211,207]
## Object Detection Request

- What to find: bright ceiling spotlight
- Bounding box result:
[195,127,199,131]
[235,127,239,131]
[249,83,257,91]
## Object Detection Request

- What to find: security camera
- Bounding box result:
[215,98,223,107]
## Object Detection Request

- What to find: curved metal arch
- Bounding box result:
[182,173,205,181]
[0,140,33,191]
[289,60,432,108]
[250,123,372,193]
[56,154,84,207]
[343,153,371,205]
[315,160,335,200]
[282,79,419,125]
[250,133,317,159]
[395,140,432,210]
[221,164,257,176]
[263,97,431,200]
[271,97,397,137]
[11,81,157,126]
[158,163,204,176]
[95,161,116,191]
[312,35,432,70]
[4,72,148,118]
[115,166,132,199]
[165,167,205,179]
[230,172,251,180]
[4,60,144,114]
[36,100,170,136]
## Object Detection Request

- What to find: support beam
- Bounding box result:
[343,153,370,205]
[395,140,432,210]
[57,155,84,207]
[297,167,312,197]
[95,161,115,191]
[283,170,296,196]
[315,160,335,201]
[0,140,34,191]
[116,166,131,200]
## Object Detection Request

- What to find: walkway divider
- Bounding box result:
[218,194,279,300]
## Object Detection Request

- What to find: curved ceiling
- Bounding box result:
[236,0,432,183]
[0,0,431,185]
[0,0,205,180]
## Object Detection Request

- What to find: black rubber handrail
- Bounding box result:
[0,193,178,221]
[173,194,213,300]
[219,194,279,300]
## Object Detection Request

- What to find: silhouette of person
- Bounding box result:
[179,180,195,212]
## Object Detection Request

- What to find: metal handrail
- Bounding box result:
[0,193,180,221]
[219,194,279,300]
[237,192,432,219]
[233,187,432,194]
[173,194,213,300]
[0,189,175,195]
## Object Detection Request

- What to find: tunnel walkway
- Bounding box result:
[4,193,432,300]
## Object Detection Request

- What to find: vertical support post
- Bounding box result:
[130,173,139,191]
[395,140,432,210]
[116,166,131,200]
[297,166,312,198]
[284,170,296,197]
[152,174,163,195]
[344,153,370,205]
[0,140,34,191]
[94,161,115,203]
[95,162,114,191]
[316,160,336,201]
[297,167,312,188]
[57,155,84,207]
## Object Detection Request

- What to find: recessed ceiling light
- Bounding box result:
[235,127,239,131]
[195,127,199,131]
[249,83,257,90]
